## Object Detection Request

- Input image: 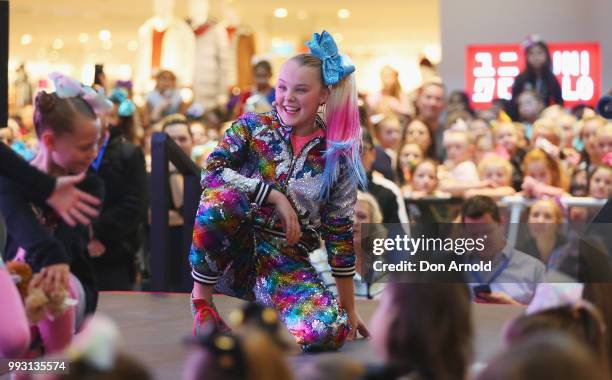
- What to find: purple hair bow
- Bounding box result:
[48,72,113,114]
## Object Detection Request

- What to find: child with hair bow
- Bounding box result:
[0,73,107,357]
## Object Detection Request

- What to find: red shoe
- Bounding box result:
[192,299,231,336]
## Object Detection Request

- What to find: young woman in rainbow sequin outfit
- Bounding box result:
[189,31,370,352]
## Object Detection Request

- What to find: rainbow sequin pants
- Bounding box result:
[189,187,350,351]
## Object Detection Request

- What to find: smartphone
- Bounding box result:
[473,284,491,297]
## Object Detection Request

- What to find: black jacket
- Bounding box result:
[366,174,401,224]
[0,174,103,314]
[90,127,147,265]
[0,143,55,202]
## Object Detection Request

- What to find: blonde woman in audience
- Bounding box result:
[367,65,413,118]
[310,191,388,299]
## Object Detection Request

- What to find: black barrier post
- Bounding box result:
[150,133,170,291]
[182,175,200,289]
[150,132,201,291]
[1,0,9,127]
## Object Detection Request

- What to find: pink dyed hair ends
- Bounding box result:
[290,54,367,199]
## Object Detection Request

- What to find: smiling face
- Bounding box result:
[416,83,445,124]
[44,117,100,174]
[275,59,329,133]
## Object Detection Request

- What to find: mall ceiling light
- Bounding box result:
[52,38,64,50]
[337,9,351,19]
[78,33,89,43]
[274,8,288,18]
[98,30,112,41]
[20,34,32,45]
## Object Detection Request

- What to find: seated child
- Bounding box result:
[492,121,526,190]
[403,159,449,199]
[465,155,516,200]
[589,164,612,200]
[396,142,423,186]
[521,148,570,199]
[438,130,486,196]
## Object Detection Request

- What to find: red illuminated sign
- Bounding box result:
[465,42,601,109]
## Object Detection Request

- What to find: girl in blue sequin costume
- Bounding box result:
[189,31,370,352]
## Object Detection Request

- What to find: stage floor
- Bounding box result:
[93,292,523,380]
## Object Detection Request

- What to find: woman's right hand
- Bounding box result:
[267,189,300,245]
[47,173,100,226]
[30,263,70,294]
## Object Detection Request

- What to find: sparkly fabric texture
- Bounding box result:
[189,111,356,350]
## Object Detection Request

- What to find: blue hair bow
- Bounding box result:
[305,31,355,86]
[109,88,135,117]
[49,72,113,114]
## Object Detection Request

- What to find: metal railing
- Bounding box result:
[499,196,608,247]
[150,132,201,291]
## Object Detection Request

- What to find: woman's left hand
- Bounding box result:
[346,310,370,340]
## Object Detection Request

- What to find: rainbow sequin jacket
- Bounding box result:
[198,111,357,277]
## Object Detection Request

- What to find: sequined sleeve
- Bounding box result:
[320,160,357,277]
[200,117,271,206]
